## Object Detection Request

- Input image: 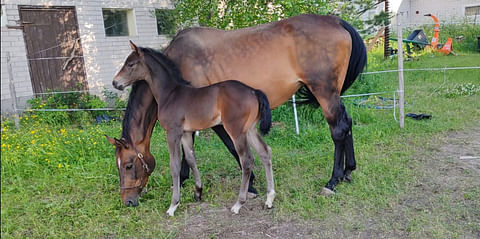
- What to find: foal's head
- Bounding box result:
[105,136,153,207]
[112,41,150,91]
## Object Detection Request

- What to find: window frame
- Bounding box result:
[102,8,136,37]
[155,8,176,36]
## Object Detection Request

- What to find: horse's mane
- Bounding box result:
[140,47,191,86]
[121,81,157,144]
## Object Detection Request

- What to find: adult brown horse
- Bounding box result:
[112,43,275,216]
[161,14,367,195]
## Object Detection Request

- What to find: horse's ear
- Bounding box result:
[120,137,129,149]
[129,40,138,52]
[105,135,116,145]
[105,135,127,148]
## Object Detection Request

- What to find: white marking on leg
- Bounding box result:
[231,202,243,214]
[166,202,179,216]
[265,190,276,209]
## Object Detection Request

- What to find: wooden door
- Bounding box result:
[19,6,87,94]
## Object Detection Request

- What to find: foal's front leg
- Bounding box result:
[166,131,182,216]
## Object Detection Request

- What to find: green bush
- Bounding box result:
[25,91,125,125]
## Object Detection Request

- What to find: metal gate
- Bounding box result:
[19,6,87,94]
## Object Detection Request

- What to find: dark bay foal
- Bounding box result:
[112,42,275,215]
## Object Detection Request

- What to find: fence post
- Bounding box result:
[7,52,20,129]
[291,95,299,135]
[396,20,405,128]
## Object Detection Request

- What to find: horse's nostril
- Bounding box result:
[126,199,138,207]
[112,81,118,88]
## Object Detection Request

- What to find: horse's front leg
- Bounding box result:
[166,130,183,216]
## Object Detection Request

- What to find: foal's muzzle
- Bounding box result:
[112,81,124,91]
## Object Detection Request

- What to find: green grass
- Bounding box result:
[1,51,479,238]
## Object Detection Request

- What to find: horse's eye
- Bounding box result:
[128,62,135,67]
[125,163,133,170]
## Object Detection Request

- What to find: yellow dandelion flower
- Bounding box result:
[1,143,5,148]
[93,142,97,145]
[58,163,63,168]
[31,140,35,144]
[31,130,35,134]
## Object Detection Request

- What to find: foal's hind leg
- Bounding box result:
[212,125,258,197]
[166,130,183,216]
[247,127,275,208]
[181,132,203,201]
[230,134,254,214]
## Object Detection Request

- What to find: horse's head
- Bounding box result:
[113,41,149,91]
[105,135,154,207]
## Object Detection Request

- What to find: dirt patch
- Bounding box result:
[175,125,480,238]
[176,198,317,239]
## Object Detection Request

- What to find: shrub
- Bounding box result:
[25,91,122,125]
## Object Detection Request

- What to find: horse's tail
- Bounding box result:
[339,19,367,94]
[255,89,272,135]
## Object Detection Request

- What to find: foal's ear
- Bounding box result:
[129,40,138,52]
[129,40,144,57]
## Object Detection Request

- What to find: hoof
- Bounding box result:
[342,174,352,183]
[194,186,203,201]
[265,191,276,209]
[166,203,179,217]
[231,203,242,214]
[320,187,335,196]
[247,192,258,199]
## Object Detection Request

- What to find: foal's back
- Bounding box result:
[168,80,260,133]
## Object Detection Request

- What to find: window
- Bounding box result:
[102,8,135,36]
[155,9,176,36]
[465,5,480,16]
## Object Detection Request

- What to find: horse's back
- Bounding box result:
[165,14,352,108]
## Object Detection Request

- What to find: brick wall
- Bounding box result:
[1,0,173,112]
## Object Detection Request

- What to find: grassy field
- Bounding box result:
[1,49,480,238]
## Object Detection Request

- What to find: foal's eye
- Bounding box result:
[127,62,135,68]
[125,164,133,170]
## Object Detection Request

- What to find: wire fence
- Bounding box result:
[5,46,480,132]
[10,66,479,114]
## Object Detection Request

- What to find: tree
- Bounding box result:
[173,0,389,36]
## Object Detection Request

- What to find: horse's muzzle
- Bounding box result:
[125,199,138,207]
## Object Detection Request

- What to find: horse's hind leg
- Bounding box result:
[305,76,355,196]
[324,101,355,195]
[180,132,194,186]
[181,132,202,201]
[212,125,258,197]
[247,127,275,208]
[343,112,356,183]
[229,134,254,214]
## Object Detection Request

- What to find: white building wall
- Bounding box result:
[393,0,480,28]
[1,0,173,112]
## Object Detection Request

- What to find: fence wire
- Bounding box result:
[12,66,480,113]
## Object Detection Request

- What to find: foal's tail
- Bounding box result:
[255,90,272,135]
